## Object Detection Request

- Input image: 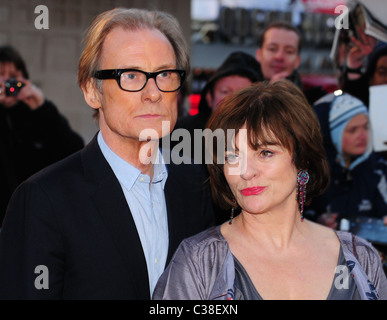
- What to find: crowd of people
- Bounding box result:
[0,6,386,300]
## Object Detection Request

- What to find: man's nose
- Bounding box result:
[141,78,162,103]
[274,50,285,60]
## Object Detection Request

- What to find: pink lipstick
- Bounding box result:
[241,186,266,196]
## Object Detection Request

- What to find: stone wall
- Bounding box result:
[0,0,191,143]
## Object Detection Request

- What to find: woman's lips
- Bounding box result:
[241,186,266,196]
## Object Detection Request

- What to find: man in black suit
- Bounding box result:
[0,8,214,299]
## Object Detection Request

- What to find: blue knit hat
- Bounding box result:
[329,93,371,169]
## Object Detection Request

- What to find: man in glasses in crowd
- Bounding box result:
[0,8,214,299]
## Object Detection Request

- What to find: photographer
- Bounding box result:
[0,46,84,226]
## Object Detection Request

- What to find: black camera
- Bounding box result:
[4,78,24,97]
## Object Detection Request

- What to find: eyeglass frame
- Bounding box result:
[93,68,186,93]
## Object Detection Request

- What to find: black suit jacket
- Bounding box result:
[0,135,214,299]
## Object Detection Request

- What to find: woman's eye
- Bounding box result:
[226,154,239,164]
[260,150,273,158]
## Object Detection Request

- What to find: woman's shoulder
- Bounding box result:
[335,230,375,251]
[335,231,381,266]
[173,226,231,265]
[179,226,227,251]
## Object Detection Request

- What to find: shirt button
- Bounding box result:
[139,177,145,182]
[155,258,159,264]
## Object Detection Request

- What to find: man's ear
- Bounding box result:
[82,80,102,110]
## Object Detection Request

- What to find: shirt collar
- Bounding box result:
[97,131,168,191]
[152,149,168,189]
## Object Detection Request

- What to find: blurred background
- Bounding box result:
[0,0,346,143]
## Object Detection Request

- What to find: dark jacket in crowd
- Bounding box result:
[0,100,84,225]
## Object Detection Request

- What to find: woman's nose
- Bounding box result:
[240,157,258,180]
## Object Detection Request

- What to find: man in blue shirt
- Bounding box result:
[0,8,214,299]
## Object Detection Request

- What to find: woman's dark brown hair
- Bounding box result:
[206,80,330,209]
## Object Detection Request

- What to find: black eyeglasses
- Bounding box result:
[93,69,186,92]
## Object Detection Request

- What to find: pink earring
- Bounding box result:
[297,170,310,221]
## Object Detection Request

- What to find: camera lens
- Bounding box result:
[5,78,24,97]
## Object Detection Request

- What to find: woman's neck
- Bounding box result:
[224,204,307,251]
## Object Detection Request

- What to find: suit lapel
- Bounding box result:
[164,162,187,264]
[82,136,150,298]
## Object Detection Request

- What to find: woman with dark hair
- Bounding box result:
[153,80,387,300]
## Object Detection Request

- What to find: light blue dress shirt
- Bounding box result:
[97,132,169,295]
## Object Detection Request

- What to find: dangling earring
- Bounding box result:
[229,199,237,225]
[297,170,310,221]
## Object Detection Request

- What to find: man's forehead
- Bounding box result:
[103,26,169,48]
[100,26,175,64]
[264,28,300,46]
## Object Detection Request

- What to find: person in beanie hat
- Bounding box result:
[340,41,387,159]
[329,93,372,170]
[175,51,261,134]
[305,92,387,229]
